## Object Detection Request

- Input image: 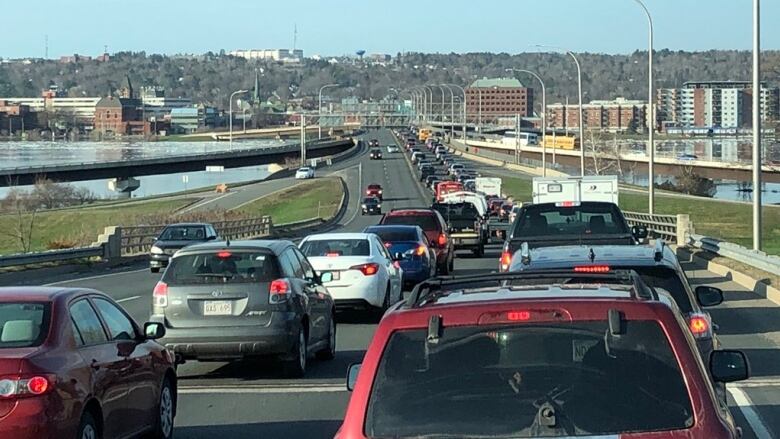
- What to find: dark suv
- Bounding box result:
[151,240,336,377]
[149,223,218,273]
[379,209,455,274]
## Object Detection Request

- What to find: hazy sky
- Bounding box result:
[4,0,778,58]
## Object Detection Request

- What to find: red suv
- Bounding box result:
[337,270,749,439]
[380,208,455,274]
[0,287,177,439]
[365,184,383,201]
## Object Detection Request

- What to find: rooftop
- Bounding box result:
[468,77,525,89]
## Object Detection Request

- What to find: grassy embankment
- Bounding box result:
[235,177,343,224]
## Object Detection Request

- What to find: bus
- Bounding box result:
[418,128,432,142]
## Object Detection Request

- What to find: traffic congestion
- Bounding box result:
[0,128,753,438]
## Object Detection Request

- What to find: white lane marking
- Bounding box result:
[728,386,774,439]
[732,377,780,388]
[342,162,363,226]
[179,192,236,214]
[44,268,151,286]
[117,295,142,303]
[178,384,345,394]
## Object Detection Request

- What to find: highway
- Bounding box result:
[24,129,780,438]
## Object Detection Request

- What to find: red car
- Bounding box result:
[337,270,749,439]
[365,184,383,200]
[0,287,177,439]
[379,208,455,274]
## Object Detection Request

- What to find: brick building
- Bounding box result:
[465,77,533,123]
[93,96,147,135]
[546,97,646,133]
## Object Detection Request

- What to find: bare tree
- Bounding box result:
[0,187,38,253]
[587,130,617,176]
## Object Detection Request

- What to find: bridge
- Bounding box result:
[2,128,778,438]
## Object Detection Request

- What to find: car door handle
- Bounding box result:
[90,359,100,371]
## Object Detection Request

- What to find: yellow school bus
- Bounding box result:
[418,128,432,142]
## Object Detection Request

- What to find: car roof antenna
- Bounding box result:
[226,238,230,247]
[588,248,595,263]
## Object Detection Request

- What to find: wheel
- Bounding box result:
[150,267,160,273]
[150,377,175,439]
[77,411,100,439]
[316,314,336,361]
[448,256,455,273]
[283,326,307,378]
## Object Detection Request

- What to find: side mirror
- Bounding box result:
[143,322,166,340]
[346,363,361,391]
[320,271,333,283]
[696,285,724,307]
[152,237,158,242]
[632,225,649,240]
[710,350,749,383]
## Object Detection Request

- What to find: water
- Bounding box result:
[0,139,292,198]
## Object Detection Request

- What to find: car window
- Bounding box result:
[382,214,439,232]
[0,302,50,348]
[365,227,419,243]
[70,300,108,346]
[514,203,629,237]
[301,239,372,257]
[164,251,280,284]
[281,249,305,278]
[637,266,694,313]
[365,321,693,437]
[159,225,206,241]
[92,298,136,341]
[293,248,316,280]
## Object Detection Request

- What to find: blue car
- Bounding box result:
[364,225,437,290]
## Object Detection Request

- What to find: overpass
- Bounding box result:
[1,128,777,438]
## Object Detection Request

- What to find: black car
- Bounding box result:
[149,223,218,273]
[362,196,382,215]
[419,165,435,181]
[151,240,336,377]
[369,139,380,148]
[369,148,383,160]
[425,175,441,189]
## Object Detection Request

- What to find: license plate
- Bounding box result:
[203,301,232,316]
[324,271,340,281]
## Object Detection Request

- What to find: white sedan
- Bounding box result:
[299,233,403,313]
[386,144,400,153]
[295,167,315,179]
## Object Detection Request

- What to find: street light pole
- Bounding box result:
[446,84,467,142]
[507,68,547,176]
[318,83,339,139]
[752,0,762,250]
[633,0,655,213]
[423,86,434,123]
[229,89,248,150]
[441,84,456,138]
[437,85,446,124]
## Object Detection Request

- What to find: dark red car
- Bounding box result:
[0,287,176,439]
[379,208,454,274]
[337,270,749,439]
[365,184,383,200]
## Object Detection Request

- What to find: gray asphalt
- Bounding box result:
[33,129,780,438]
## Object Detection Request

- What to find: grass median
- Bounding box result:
[235,177,343,225]
[492,174,780,255]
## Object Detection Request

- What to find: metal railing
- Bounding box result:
[0,246,105,269]
[623,211,684,243]
[689,234,780,275]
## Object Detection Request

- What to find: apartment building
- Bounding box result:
[546,97,646,132]
[465,77,533,123]
[229,49,303,62]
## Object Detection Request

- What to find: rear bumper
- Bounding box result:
[151,312,299,359]
[362,207,381,215]
[325,276,383,308]
[0,398,73,439]
[452,235,481,249]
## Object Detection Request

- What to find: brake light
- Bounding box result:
[269,279,291,303]
[384,242,392,248]
[326,252,340,257]
[500,251,512,272]
[688,314,710,338]
[574,265,611,273]
[153,281,168,307]
[507,311,531,321]
[0,375,53,399]
[216,251,232,258]
[555,201,581,207]
[393,261,400,269]
[437,233,447,247]
[479,308,572,325]
[416,245,427,256]
[366,190,371,194]
[350,263,379,276]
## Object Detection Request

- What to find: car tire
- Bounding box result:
[283,327,307,378]
[77,411,100,439]
[150,377,175,439]
[448,257,455,273]
[316,315,336,361]
[150,267,160,273]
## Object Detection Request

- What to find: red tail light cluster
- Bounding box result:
[437,233,447,247]
[350,263,379,276]
[269,279,291,303]
[153,281,168,307]
[688,314,711,338]
[0,375,53,399]
[499,251,512,272]
[415,245,427,256]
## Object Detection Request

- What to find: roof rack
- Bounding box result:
[654,239,666,262]
[405,269,655,308]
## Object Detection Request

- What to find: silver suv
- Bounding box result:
[151,240,336,377]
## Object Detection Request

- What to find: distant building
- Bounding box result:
[139,86,192,119]
[59,54,92,63]
[229,49,303,62]
[369,53,391,64]
[94,96,146,135]
[0,100,32,133]
[465,77,533,123]
[169,106,219,134]
[547,97,647,133]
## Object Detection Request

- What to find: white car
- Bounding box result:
[295,167,315,179]
[386,144,400,153]
[299,233,403,313]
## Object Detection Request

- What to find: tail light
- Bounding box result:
[350,263,379,276]
[499,251,512,272]
[574,265,611,273]
[269,279,291,303]
[437,233,447,247]
[384,242,392,248]
[0,375,53,399]
[688,313,711,338]
[415,245,427,256]
[153,281,168,307]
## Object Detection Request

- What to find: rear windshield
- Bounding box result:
[0,303,50,348]
[164,252,280,284]
[382,214,439,232]
[363,197,379,204]
[159,226,206,241]
[637,266,693,313]
[514,203,629,238]
[300,239,371,257]
[366,320,693,437]
[366,228,418,243]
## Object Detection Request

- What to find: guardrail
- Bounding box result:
[0,246,105,269]
[623,211,690,244]
[689,234,780,274]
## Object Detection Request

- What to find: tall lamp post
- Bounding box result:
[507,68,547,176]
[318,83,339,139]
[441,84,456,137]
[632,0,655,213]
[423,85,434,122]
[536,45,584,176]
[752,0,762,250]
[229,89,248,150]
[446,84,467,142]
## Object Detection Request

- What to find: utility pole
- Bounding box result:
[752,0,762,250]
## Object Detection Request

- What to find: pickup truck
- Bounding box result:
[432,202,485,257]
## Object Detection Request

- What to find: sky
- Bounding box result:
[3,0,779,58]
